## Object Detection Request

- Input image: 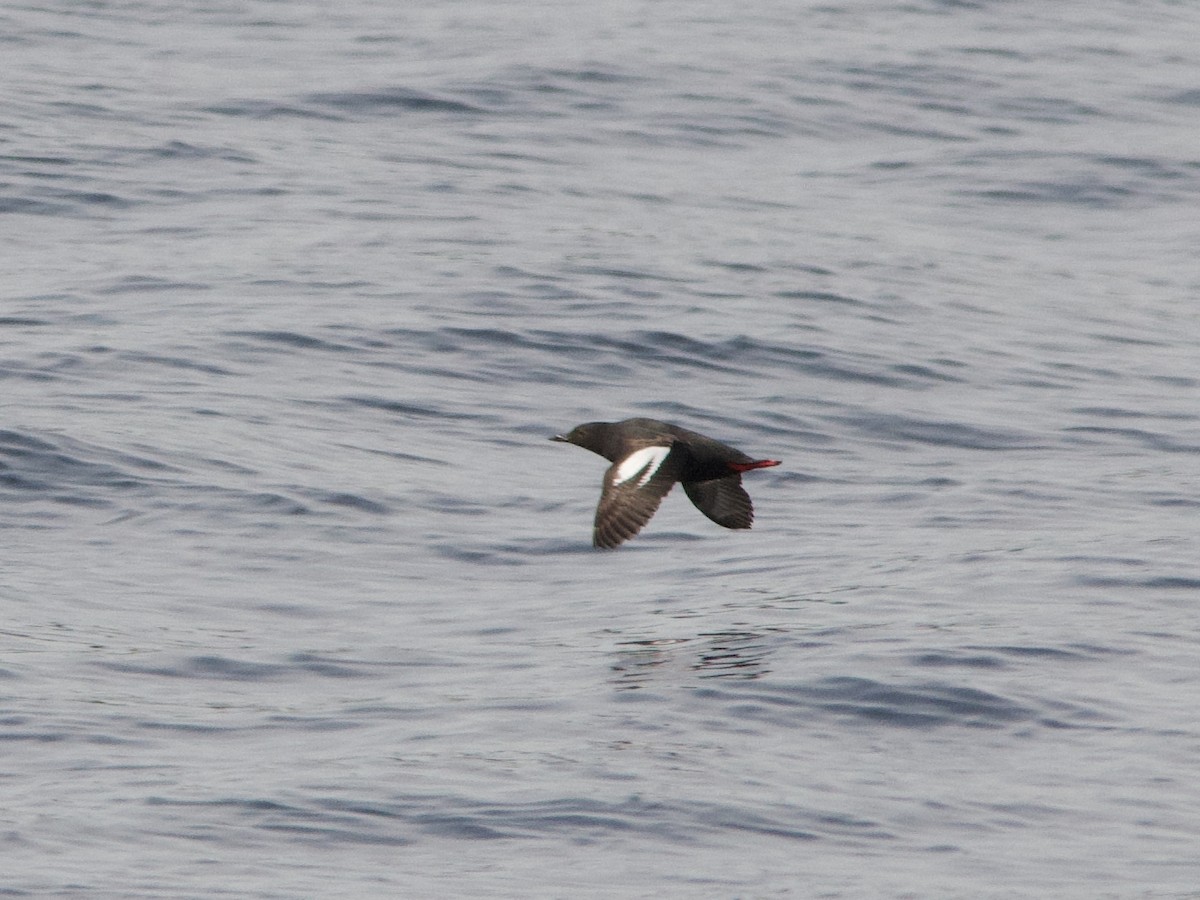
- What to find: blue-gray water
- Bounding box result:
[4,1,1199,896]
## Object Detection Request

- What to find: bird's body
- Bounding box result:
[551,417,781,548]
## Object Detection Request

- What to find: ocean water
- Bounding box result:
[4,1,1200,896]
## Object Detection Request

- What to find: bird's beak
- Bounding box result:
[550,434,568,442]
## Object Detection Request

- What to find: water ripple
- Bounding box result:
[144,791,887,847]
[695,676,1098,731]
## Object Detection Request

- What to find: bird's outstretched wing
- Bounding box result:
[682,475,754,530]
[594,444,681,548]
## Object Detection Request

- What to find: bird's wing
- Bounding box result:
[682,475,754,530]
[593,444,681,548]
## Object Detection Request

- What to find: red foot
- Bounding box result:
[728,459,782,472]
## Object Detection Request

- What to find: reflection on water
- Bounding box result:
[608,590,845,690]
[611,629,786,688]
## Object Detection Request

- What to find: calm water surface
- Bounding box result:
[4,1,1200,896]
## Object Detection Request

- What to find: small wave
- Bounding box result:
[1062,425,1200,454]
[225,329,357,353]
[0,427,405,530]
[910,651,1009,670]
[1163,88,1200,107]
[951,151,1200,209]
[697,676,1042,730]
[966,180,1136,208]
[144,790,884,847]
[101,655,291,681]
[1076,575,1200,591]
[0,187,135,217]
[98,652,392,682]
[774,289,865,306]
[0,428,174,517]
[1070,406,1196,422]
[343,396,483,421]
[304,490,389,515]
[306,88,486,117]
[912,642,1126,670]
[834,411,1042,450]
[201,99,343,121]
[145,140,257,163]
[96,275,210,295]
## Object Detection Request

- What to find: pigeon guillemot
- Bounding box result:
[551,417,781,548]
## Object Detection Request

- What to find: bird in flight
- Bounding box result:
[551,417,781,548]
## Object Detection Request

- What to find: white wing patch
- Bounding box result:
[613,445,672,488]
